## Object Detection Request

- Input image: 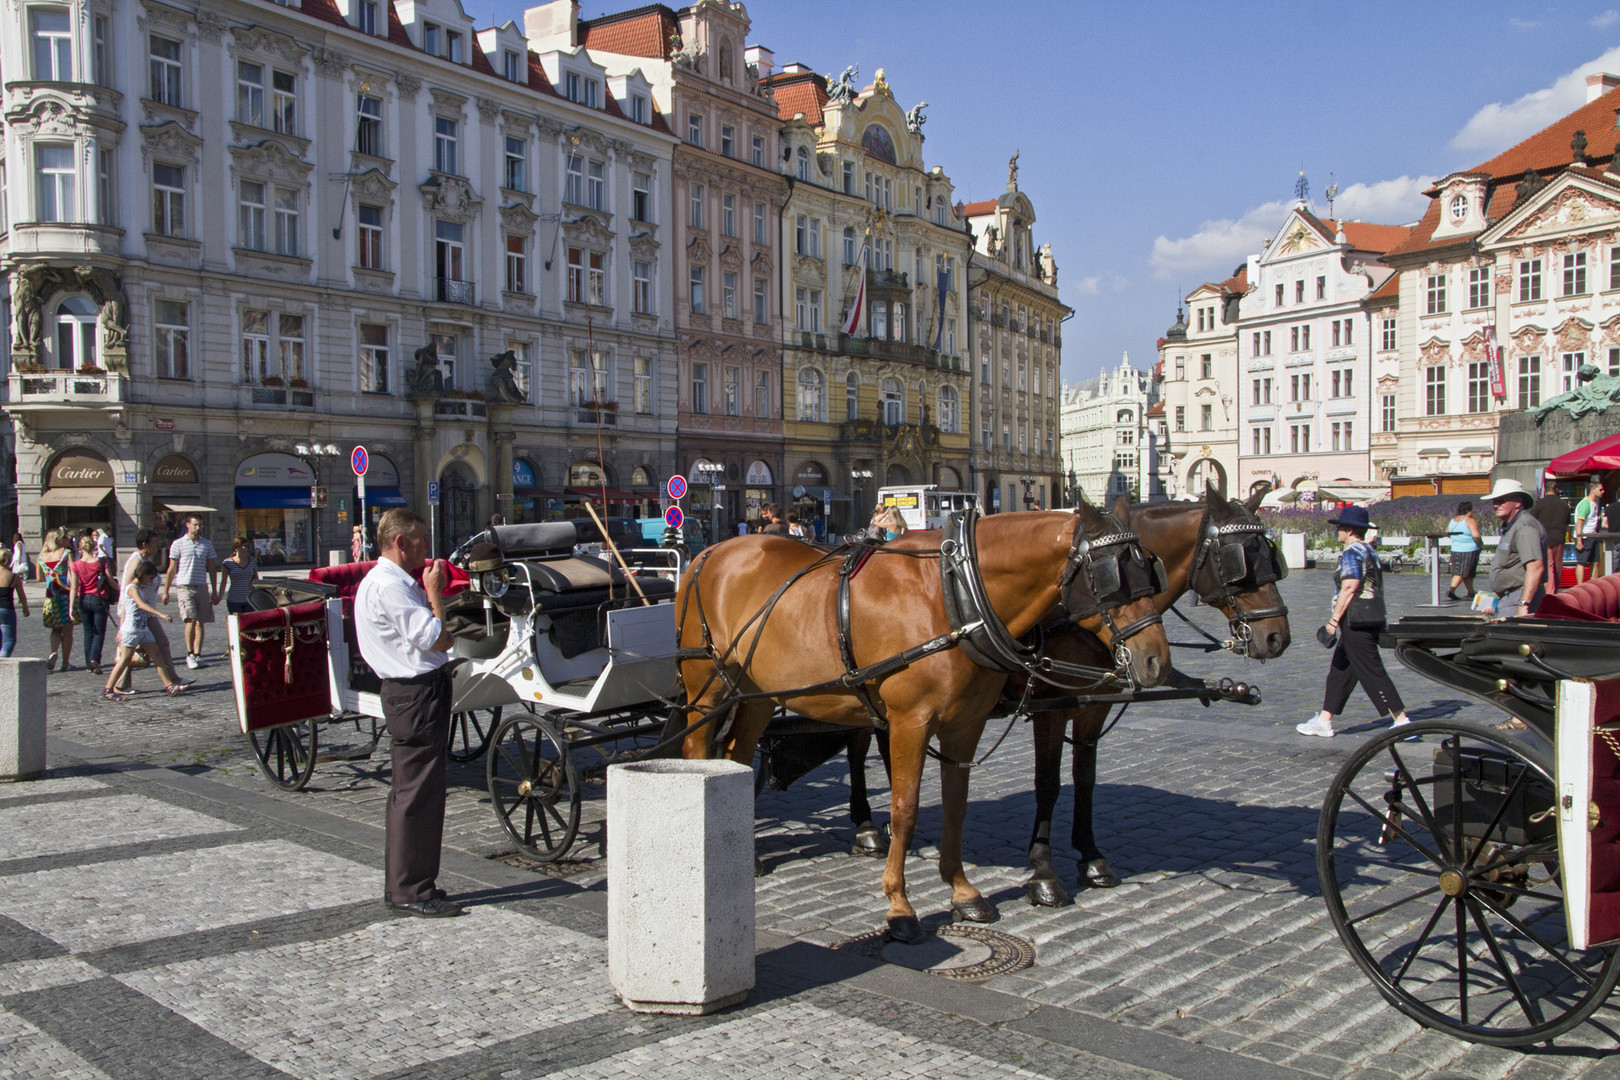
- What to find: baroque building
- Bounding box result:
[1,0,678,562]
[569,0,786,539]
[963,155,1068,514]
[764,64,972,533]
[1155,266,1246,498]
[1059,352,1158,504]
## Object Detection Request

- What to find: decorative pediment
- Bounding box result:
[1419,337,1452,365]
[396,74,422,101]
[1376,373,1400,391]
[8,93,86,137]
[311,47,349,77]
[501,109,535,131]
[195,8,227,42]
[141,120,203,165]
[1459,330,1489,362]
[718,242,742,269]
[567,128,612,157]
[1274,220,1327,257]
[1554,316,1595,353]
[430,87,469,114]
[139,0,194,36]
[795,254,825,284]
[230,24,306,66]
[1495,181,1620,244]
[229,139,313,185]
[627,150,658,174]
[350,167,396,201]
[750,249,773,275]
[476,97,503,123]
[563,214,614,248]
[498,201,539,235]
[628,230,660,258]
[1511,324,1546,352]
[687,233,712,263]
[419,175,482,223]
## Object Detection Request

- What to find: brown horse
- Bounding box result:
[676,502,1171,942]
[1023,485,1292,904]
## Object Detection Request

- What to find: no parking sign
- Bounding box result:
[665,506,684,529]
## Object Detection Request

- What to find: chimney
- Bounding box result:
[744,45,774,79]
[523,1,579,51]
[1587,72,1620,103]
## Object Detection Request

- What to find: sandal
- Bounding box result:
[101,688,125,702]
[165,683,188,696]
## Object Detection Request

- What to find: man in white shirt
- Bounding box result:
[354,507,462,918]
[161,515,220,669]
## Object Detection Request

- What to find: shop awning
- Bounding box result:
[1548,432,1620,475]
[157,501,218,513]
[794,486,853,503]
[359,486,408,507]
[565,487,644,502]
[36,487,111,507]
[236,486,314,510]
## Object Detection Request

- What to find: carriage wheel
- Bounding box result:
[246,721,318,792]
[1318,719,1620,1046]
[487,713,580,861]
[447,707,499,763]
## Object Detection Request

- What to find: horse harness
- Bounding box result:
[1183,505,1290,655]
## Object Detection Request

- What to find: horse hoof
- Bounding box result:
[886,915,926,944]
[951,897,999,924]
[1081,858,1120,889]
[850,822,888,857]
[1025,878,1073,908]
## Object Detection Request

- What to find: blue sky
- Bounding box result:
[491,0,1620,384]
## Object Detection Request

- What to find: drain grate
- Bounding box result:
[833,923,1035,983]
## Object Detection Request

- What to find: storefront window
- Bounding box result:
[238,506,310,565]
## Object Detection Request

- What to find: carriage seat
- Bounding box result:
[523,555,675,613]
[1537,575,1620,623]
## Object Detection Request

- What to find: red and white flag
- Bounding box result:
[841,263,866,337]
[1484,325,1507,399]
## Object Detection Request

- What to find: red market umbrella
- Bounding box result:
[1547,431,1620,475]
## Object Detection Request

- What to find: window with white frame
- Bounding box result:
[1176,405,1186,431]
[434,219,464,289]
[754,370,770,418]
[630,94,647,124]
[565,154,585,205]
[797,367,823,421]
[31,7,73,81]
[92,13,109,84]
[754,201,767,244]
[1200,403,1213,431]
[153,300,189,379]
[794,288,807,331]
[846,372,859,420]
[1425,273,1447,314]
[563,71,599,107]
[809,290,821,333]
[149,35,182,106]
[238,180,267,248]
[721,194,735,237]
[1468,266,1491,308]
[1562,351,1584,393]
[1519,258,1542,301]
[796,146,808,180]
[357,203,383,269]
[565,247,603,304]
[691,361,709,413]
[1252,426,1272,455]
[1425,364,1446,415]
[52,297,95,370]
[586,159,604,209]
[1518,354,1541,408]
[1380,317,1396,351]
[880,377,904,424]
[1612,247,1620,291]
[1564,251,1588,296]
[359,322,388,393]
[843,227,856,266]
[1381,393,1395,431]
[237,61,266,125]
[938,385,959,433]
[504,136,526,191]
[241,309,271,381]
[273,186,299,255]
[723,366,739,415]
[634,356,653,413]
[722,271,738,320]
[752,135,764,167]
[505,235,527,293]
[356,0,379,34]
[431,331,457,389]
[632,172,651,222]
[356,94,383,156]
[35,142,76,222]
[271,69,296,134]
[689,184,704,228]
[721,125,735,158]
[687,113,702,146]
[239,310,305,383]
[96,148,111,226]
[502,49,521,82]
[633,260,652,314]
[1467,361,1490,413]
[434,116,458,174]
[753,279,767,323]
[152,162,185,236]
[688,264,705,313]
[505,340,530,401]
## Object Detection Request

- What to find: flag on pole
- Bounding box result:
[1484,325,1507,399]
[842,260,867,337]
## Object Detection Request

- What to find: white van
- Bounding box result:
[877,486,979,531]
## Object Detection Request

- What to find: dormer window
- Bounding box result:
[422,22,439,56]
[564,71,599,107]
[631,94,647,124]
[445,31,462,63]
[502,49,521,82]
[356,0,378,35]
[1449,193,1468,222]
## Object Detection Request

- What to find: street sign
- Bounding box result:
[665,506,684,529]
[427,480,440,504]
[311,486,329,508]
[357,473,367,499]
[351,446,368,476]
[667,475,687,500]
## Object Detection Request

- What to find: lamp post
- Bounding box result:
[851,467,873,530]
[694,460,725,542]
[295,441,341,565]
[1020,474,1036,510]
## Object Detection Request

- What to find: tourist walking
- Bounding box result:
[37,527,75,671]
[217,537,260,615]
[11,533,28,582]
[116,530,187,694]
[1445,502,1482,601]
[1296,506,1410,738]
[354,508,462,918]
[1574,479,1607,586]
[1529,485,1571,594]
[69,533,114,675]
[0,550,31,657]
[102,561,187,701]
[1489,479,1548,617]
[161,515,220,670]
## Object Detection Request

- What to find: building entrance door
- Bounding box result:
[439,464,476,553]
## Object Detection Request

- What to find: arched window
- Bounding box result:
[54,296,97,371]
[880,377,905,425]
[797,366,824,422]
[936,386,959,433]
[631,465,653,486]
[846,371,859,420]
[861,124,896,164]
[568,461,606,486]
[1116,408,1133,424]
[796,146,809,181]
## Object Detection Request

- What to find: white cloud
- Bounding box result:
[1508,17,1542,30]
[1451,45,1620,153]
[1147,175,1433,281]
[1593,10,1619,29]
[1068,272,1127,297]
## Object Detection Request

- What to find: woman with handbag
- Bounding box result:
[1296,506,1411,738]
[37,527,76,672]
[70,532,114,675]
[0,548,32,657]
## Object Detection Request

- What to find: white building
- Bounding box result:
[1059,352,1157,504]
[1156,265,1246,498]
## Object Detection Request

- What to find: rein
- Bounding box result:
[1183,504,1290,656]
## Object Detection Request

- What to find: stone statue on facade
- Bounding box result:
[905,101,928,136]
[1007,150,1020,191]
[1038,242,1056,284]
[10,271,44,355]
[984,224,1001,258]
[78,268,129,353]
[409,343,444,394]
[826,64,858,105]
[488,348,524,403]
[1531,363,1620,422]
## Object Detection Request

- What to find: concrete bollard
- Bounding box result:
[0,659,48,781]
[1281,531,1308,572]
[607,759,754,1014]
[329,549,346,566]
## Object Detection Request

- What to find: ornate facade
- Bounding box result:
[1155,266,1246,499]
[2,0,677,561]
[1059,352,1158,504]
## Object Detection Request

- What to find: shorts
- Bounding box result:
[1449,550,1479,577]
[1576,540,1599,566]
[118,623,155,648]
[174,585,214,623]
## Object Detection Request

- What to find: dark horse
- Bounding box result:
[676,503,1172,942]
[840,486,1293,903]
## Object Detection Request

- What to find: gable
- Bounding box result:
[1484,173,1620,246]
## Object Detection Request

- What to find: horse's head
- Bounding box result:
[1185,484,1292,659]
[1061,496,1171,686]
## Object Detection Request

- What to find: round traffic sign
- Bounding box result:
[351,446,368,476]
[665,506,684,529]
[667,475,687,500]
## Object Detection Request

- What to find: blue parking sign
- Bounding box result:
[427,480,440,504]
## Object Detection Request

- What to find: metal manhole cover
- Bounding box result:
[832,924,1035,983]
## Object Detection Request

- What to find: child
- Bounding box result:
[103,561,188,700]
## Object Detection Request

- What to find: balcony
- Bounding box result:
[242,381,316,408]
[436,278,477,305]
[575,401,619,425]
[9,369,127,406]
[868,269,909,290]
[434,397,488,418]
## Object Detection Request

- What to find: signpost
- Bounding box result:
[667,475,687,501]
[352,446,369,559]
[427,480,440,557]
[665,505,684,530]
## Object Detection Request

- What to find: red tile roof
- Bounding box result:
[1367,271,1400,303]
[1146,400,1166,416]
[1473,85,1620,179]
[579,6,678,59]
[960,199,997,218]
[1217,265,1248,295]
[1338,221,1412,253]
[765,71,827,124]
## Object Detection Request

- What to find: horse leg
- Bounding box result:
[847,728,887,857]
[1024,711,1072,907]
[1071,715,1120,889]
[720,698,775,877]
[881,722,930,944]
[936,718,996,925]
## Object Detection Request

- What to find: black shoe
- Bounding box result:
[384,896,463,918]
[383,889,447,903]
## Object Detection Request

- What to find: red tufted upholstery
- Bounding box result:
[235,601,333,732]
[1537,575,1620,623]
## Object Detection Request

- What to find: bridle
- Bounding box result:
[1058,509,1168,654]
[1186,504,1290,655]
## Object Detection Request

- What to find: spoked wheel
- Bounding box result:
[447,707,499,763]
[246,721,318,791]
[487,713,580,861]
[1318,719,1620,1046]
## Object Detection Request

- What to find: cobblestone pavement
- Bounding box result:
[7,568,1620,1079]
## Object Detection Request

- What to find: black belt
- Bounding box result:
[383,666,451,686]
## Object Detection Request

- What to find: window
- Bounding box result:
[1263,330,1271,355]
[723,366,739,415]
[1174,405,1186,431]
[565,155,584,205]
[1251,332,1260,356]
[356,94,383,156]
[504,136,526,191]
[434,219,464,292]
[796,146,809,181]
[631,94,648,124]
[871,300,888,341]
[357,204,383,269]
[586,160,604,210]
[152,163,184,236]
[635,357,653,413]
[1612,247,1620,291]
[1381,317,1396,351]
[1200,354,1212,379]
[239,180,266,249]
[357,0,379,34]
[1302,325,1310,350]
[565,247,603,304]
[1518,355,1541,408]
[360,323,388,393]
[149,35,182,106]
[434,116,458,174]
[754,370,770,418]
[50,296,95,371]
[692,362,709,413]
[32,7,73,81]
[506,342,531,402]
[809,290,821,333]
[1252,427,1272,455]
[273,187,299,255]
[754,202,767,244]
[1564,251,1588,296]
[1289,423,1310,453]
[721,125,735,158]
[690,184,705,228]
[502,49,521,82]
[1467,361,1490,413]
[752,136,765,167]
[722,271,738,320]
[808,218,821,258]
[563,71,599,107]
[632,172,651,223]
[753,279,768,323]
[1425,365,1446,415]
[271,69,296,134]
[505,235,527,293]
[633,260,652,314]
[880,377,904,425]
[794,288,807,331]
[238,62,266,125]
[242,309,270,381]
[1381,393,1396,432]
[1251,379,1261,405]
[1290,327,1298,352]
[843,227,857,266]
[445,29,463,61]
[1316,275,1326,300]
[278,313,304,381]
[1561,351,1584,393]
[722,194,736,237]
[1468,266,1491,309]
[1425,273,1446,314]
[1200,403,1213,431]
[1611,347,1620,377]
[154,300,189,379]
[689,265,705,313]
[1295,280,1304,303]
[1274,283,1284,306]
[687,113,703,147]
[92,13,109,84]
[1519,258,1542,302]
[796,367,823,421]
[35,142,76,222]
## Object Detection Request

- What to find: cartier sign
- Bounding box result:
[49,452,112,488]
[153,454,199,485]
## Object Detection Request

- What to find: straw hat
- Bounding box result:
[1485,478,1533,505]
